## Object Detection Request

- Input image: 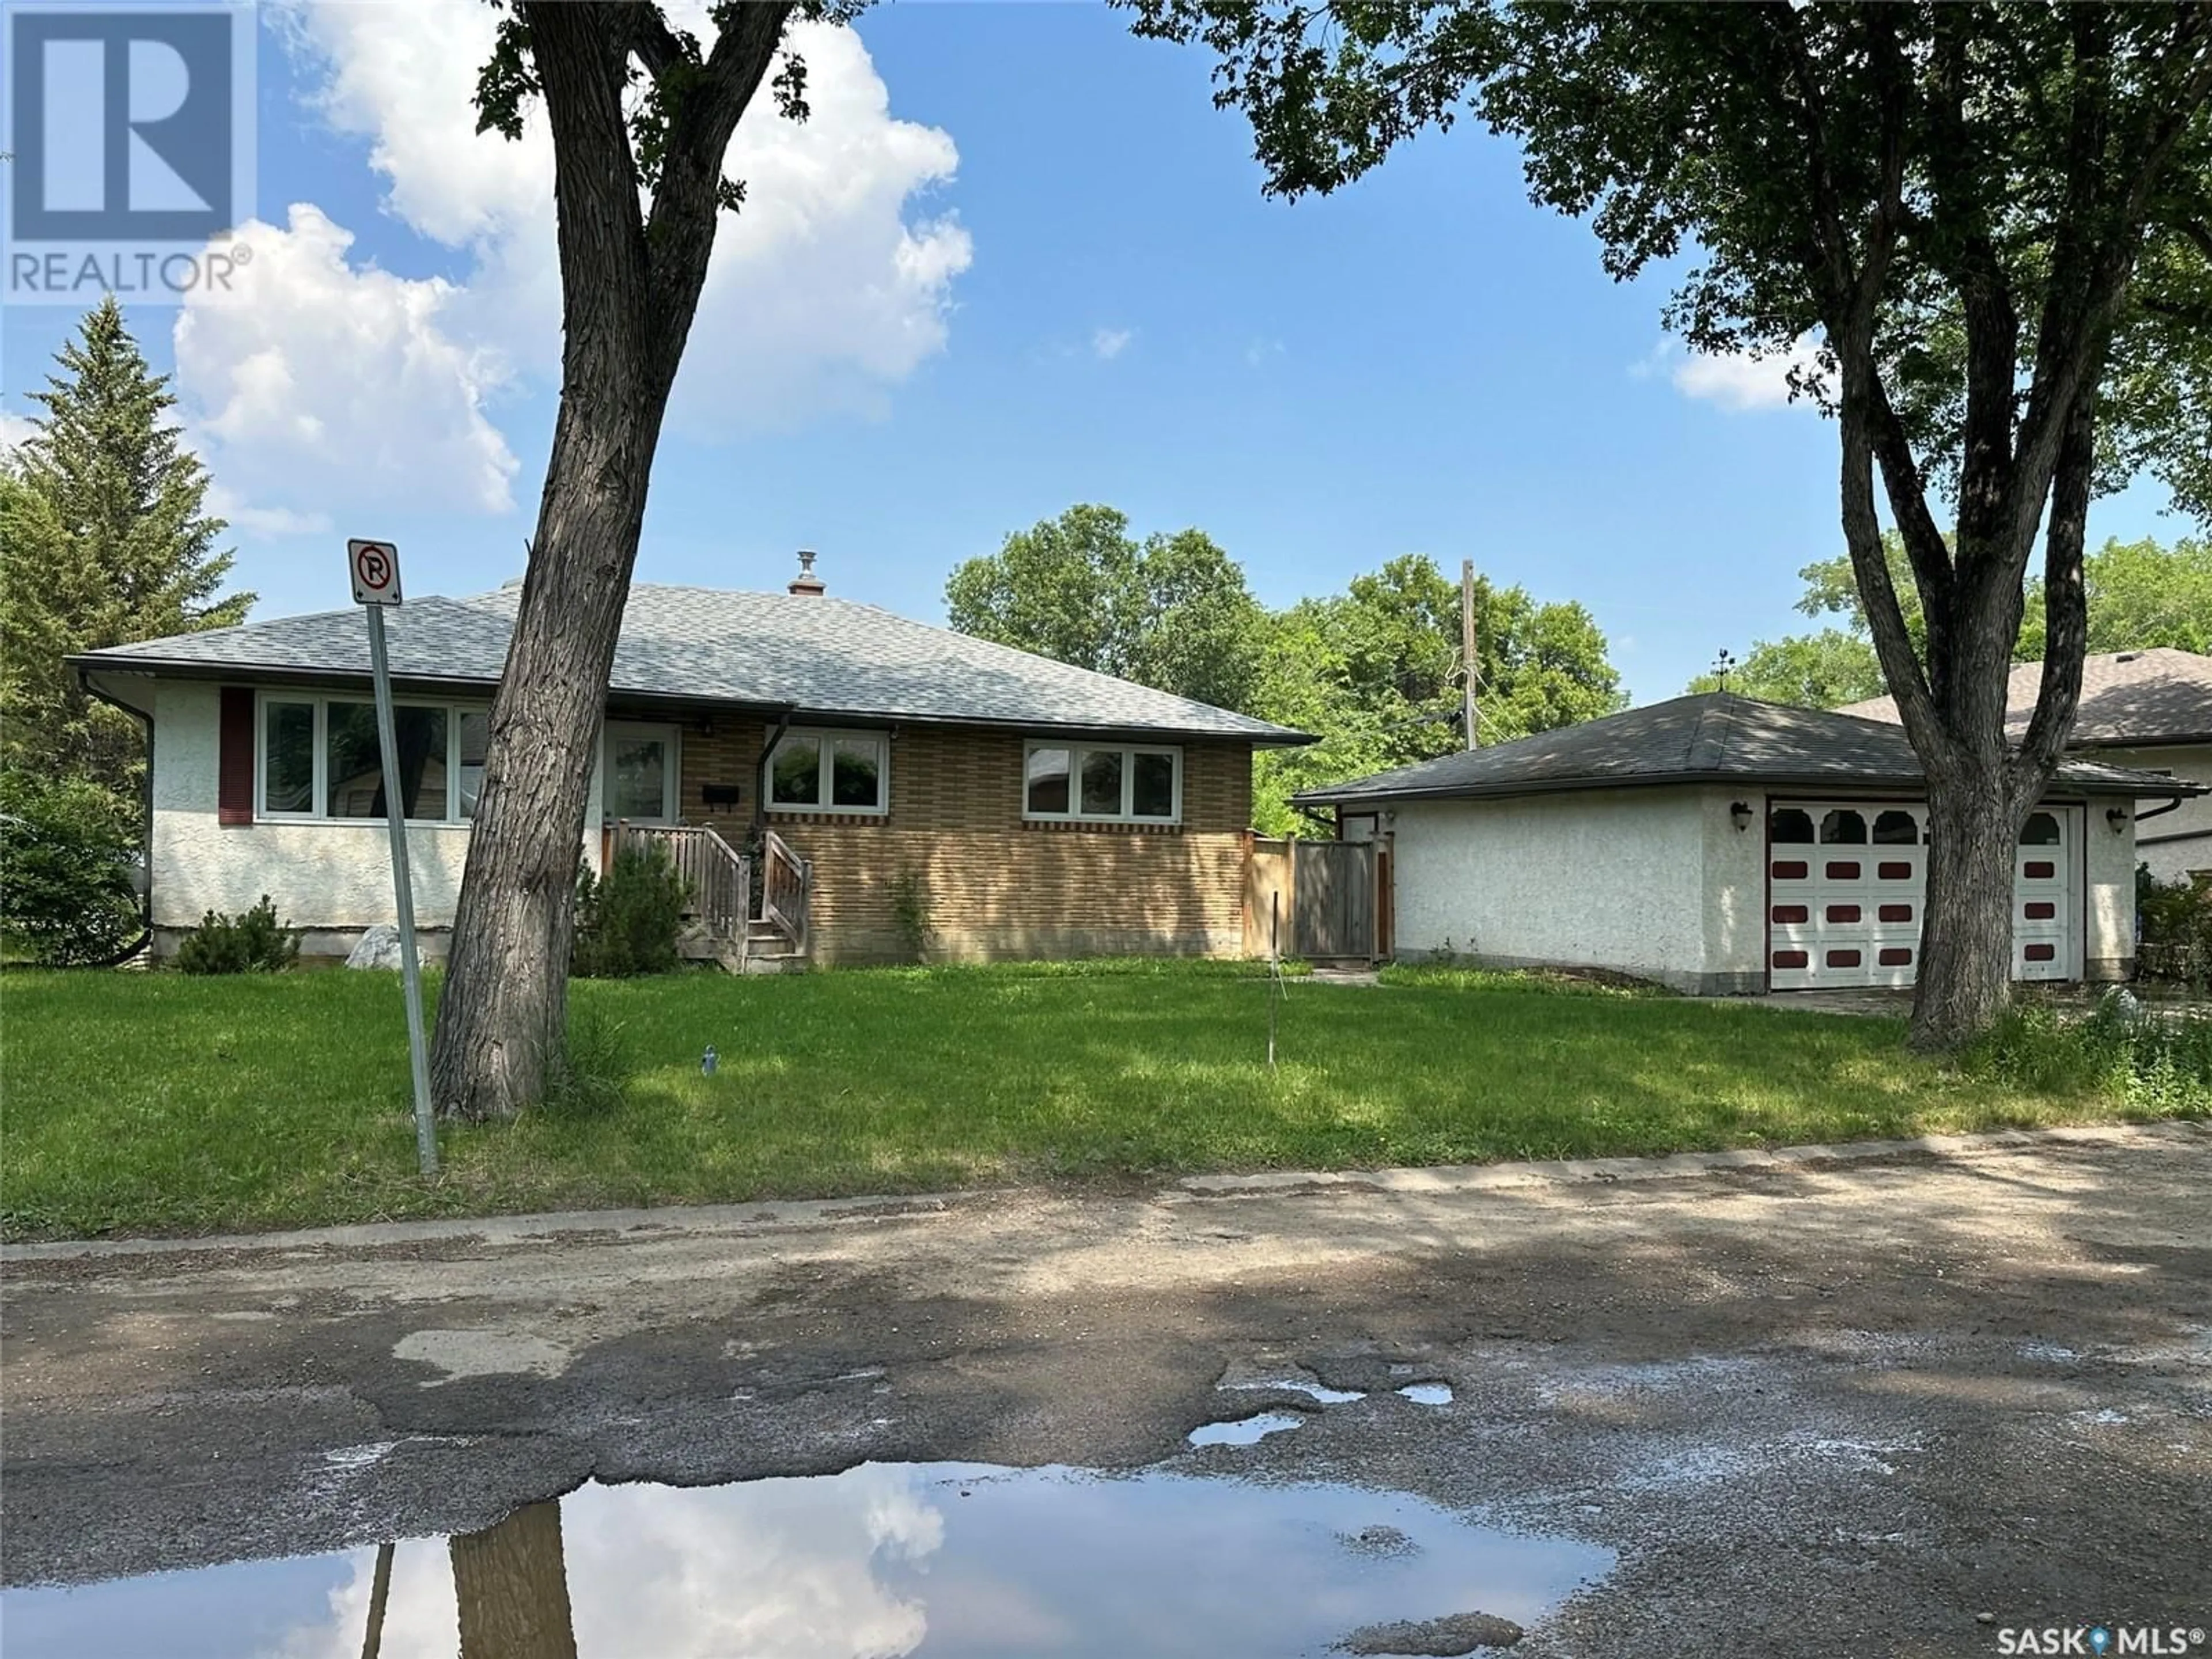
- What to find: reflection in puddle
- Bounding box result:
[1,1463,1610,1658]
[1399,1382,1455,1406]
[1187,1410,1308,1446]
[1224,1379,1368,1406]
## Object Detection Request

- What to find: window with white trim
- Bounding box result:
[257,694,490,824]
[1024,741,1180,824]
[767,729,889,815]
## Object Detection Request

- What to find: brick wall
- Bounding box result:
[666,714,1255,964]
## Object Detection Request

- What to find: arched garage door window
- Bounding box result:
[1770,807,1814,843]
[2020,812,2062,845]
[1820,809,1868,844]
[1873,810,1918,844]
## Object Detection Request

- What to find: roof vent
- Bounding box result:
[787,549,825,597]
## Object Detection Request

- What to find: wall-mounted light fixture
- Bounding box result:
[1730,800,1755,834]
[2106,805,2130,832]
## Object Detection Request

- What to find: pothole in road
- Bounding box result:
[1399,1382,1455,1406]
[1187,1408,1309,1446]
[1,1463,1610,1658]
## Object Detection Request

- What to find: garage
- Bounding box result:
[1290,692,2186,997]
[1766,800,2080,991]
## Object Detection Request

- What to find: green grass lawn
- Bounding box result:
[1,959,2196,1240]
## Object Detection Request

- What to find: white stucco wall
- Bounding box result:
[2080,798,2138,976]
[1388,786,1730,990]
[1699,788,1771,987]
[2098,743,2212,884]
[150,680,474,940]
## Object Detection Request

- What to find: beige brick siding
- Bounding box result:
[661,713,1255,964]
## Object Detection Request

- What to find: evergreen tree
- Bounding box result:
[0,298,251,803]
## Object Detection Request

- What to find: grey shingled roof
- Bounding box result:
[1293,692,2200,806]
[71,584,1308,744]
[1840,647,2212,748]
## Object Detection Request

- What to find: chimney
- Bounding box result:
[787,548,825,597]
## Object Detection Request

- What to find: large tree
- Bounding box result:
[434,4,839,1120]
[0,297,250,806]
[1130,1,2212,1047]
[1252,555,1624,835]
[946,504,1267,711]
[1693,532,2212,703]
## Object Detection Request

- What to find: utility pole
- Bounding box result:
[1461,559,1479,751]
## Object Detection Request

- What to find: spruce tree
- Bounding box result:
[0,298,252,805]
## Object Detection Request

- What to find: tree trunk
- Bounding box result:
[450,1501,578,1659]
[428,4,790,1120]
[429,387,657,1119]
[1910,769,2022,1050]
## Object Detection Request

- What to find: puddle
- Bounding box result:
[1224,1379,1367,1406]
[1188,1409,1307,1446]
[0,1463,1611,1658]
[1398,1382,1455,1406]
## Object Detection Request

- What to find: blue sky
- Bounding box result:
[1,2,2192,705]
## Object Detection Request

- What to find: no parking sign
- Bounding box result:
[344,535,434,1175]
[348,538,402,606]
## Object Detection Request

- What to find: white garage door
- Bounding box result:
[1767,801,2079,991]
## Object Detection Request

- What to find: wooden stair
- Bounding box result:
[739,919,809,975]
[616,821,812,976]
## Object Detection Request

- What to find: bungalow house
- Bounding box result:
[1840,647,2212,882]
[70,558,1312,968]
[1293,692,2200,995]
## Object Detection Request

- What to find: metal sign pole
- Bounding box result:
[366,603,438,1175]
[350,535,438,1178]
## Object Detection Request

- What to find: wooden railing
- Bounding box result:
[760,828,812,955]
[609,822,751,942]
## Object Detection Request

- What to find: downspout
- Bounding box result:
[2134,794,2185,827]
[75,668,154,964]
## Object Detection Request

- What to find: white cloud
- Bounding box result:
[173,204,520,516]
[0,410,37,458]
[1634,335,1823,412]
[272,1469,948,1659]
[1244,337,1285,368]
[207,485,334,537]
[181,1,972,524]
[1092,326,1134,361]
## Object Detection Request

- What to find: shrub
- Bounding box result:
[174,896,300,974]
[573,844,690,978]
[889,865,933,963]
[1966,990,2212,1112]
[0,771,142,965]
[2137,868,2212,984]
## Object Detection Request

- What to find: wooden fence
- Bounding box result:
[1244,834,1391,961]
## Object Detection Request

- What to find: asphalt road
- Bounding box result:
[3,1122,2208,1656]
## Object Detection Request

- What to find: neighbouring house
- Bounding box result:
[70,556,1312,968]
[1293,692,2200,995]
[1839,647,2212,883]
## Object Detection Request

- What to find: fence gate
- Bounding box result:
[1291,839,1377,962]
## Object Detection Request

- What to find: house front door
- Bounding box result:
[603,723,680,825]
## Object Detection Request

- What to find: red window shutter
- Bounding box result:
[217,687,255,825]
